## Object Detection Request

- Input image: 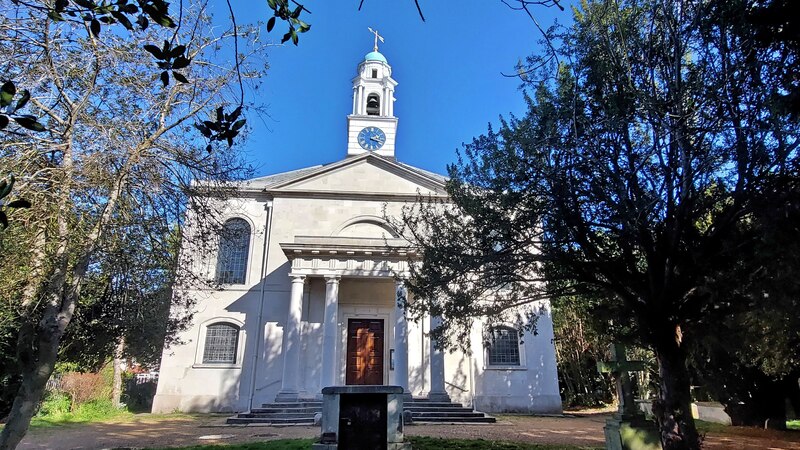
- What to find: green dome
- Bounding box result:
[365,51,387,63]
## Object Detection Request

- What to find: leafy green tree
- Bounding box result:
[57,223,189,372]
[688,167,800,428]
[397,1,799,448]
[551,295,614,408]
[0,2,267,447]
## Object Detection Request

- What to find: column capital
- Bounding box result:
[324,275,341,284]
[289,274,306,283]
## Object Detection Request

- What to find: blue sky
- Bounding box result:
[225,1,573,177]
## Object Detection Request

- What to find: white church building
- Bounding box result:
[152,41,561,416]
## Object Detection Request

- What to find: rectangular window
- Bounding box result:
[216,219,250,285]
[372,69,378,78]
[488,327,521,366]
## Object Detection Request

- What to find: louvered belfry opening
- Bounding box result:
[366,93,380,115]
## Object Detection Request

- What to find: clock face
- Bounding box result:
[357,126,386,150]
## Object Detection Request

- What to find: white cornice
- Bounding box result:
[280,236,419,278]
[264,189,448,202]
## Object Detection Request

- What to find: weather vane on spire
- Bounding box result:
[367,27,384,52]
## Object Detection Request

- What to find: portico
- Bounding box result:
[274,235,448,402]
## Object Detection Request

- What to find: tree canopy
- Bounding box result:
[0,1,267,447]
[398,1,799,448]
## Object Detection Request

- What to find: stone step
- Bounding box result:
[228,398,496,425]
[405,405,472,410]
[259,402,321,408]
[226,416,315,425]
[251,407,322,414]
[411,416,496,423]
[406,408,476,414]
[237,412,320,419]
[405,401,464,407]
[411,411,488,418]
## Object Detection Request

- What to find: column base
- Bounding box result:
[428,392,451,403]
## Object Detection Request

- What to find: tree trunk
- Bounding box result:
[111,338,125,409]
[653,333,701,450]
[0,312,67,450]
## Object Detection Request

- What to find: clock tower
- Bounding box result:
[347,29,398,157]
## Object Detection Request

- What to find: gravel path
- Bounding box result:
[15,412,800,449]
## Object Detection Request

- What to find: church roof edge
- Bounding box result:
[263,153,447,191]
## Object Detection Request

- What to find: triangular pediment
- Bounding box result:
[268,154,446,195]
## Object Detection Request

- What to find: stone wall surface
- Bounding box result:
[153,158,561,414]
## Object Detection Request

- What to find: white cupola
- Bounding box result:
[346,28,398,158]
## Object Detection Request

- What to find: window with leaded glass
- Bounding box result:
[215,218,250,284]
[487,326,521,366]
[202,323,239,364]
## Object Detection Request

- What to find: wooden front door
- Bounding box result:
[346,319,384,385]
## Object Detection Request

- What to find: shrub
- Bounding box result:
[61,371,110,411]
[37,392,71,418]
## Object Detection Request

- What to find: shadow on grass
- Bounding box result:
[408,437,604,449]
[697,419,800,436]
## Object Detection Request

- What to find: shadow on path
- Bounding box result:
[15,412,800,449]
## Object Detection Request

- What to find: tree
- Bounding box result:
[0,1,267,447]
[397,1,799,448]
[54,219,192,409]
[551,295,614,408]
[688,165,800,428]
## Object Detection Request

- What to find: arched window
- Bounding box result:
[202,323,239,364]
[366,93,380,116]
[216,218,250,284]
[487,326,521,366]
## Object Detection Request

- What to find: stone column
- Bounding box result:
[428,315,451,402]
[392,280,410,397]
[276,274,305,401]
[320,275,340,390]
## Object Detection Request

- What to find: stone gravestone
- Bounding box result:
[312,385,411,450]
[597,343,661,450]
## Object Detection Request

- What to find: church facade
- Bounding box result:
[152,45,561,415]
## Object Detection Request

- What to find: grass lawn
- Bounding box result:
[696,419,800,434]
[29,411,196,428]
[161,437,602,450]
[1,392,194,428]
[0,411,198,430]
[694,419,730,434]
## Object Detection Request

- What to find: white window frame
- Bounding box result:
[193,318,246,369]
[484,325,527,370]
[214,216,254,286]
